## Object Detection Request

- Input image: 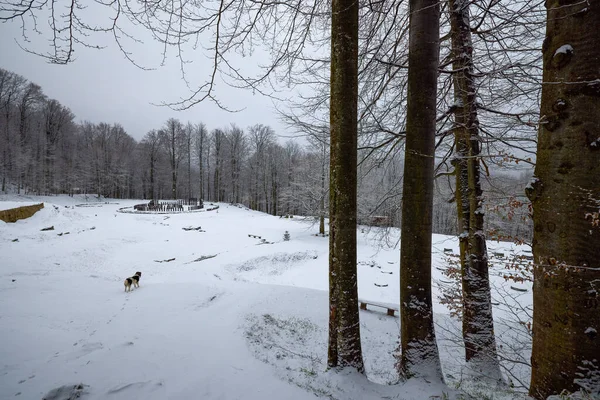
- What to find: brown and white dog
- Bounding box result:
[124,271,142,292]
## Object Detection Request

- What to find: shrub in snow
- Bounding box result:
[283,231,290,241]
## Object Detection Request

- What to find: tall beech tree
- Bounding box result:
[398,0,443,381]
[448,0,502,381]
[527,1,600,398]
[327,0,364,372]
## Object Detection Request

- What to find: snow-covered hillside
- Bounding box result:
[0,195,532,399]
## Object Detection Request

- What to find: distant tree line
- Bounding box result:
[0,67,530,239]
[0,68,324,215]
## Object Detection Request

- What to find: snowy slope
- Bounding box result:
[0,195,532,399]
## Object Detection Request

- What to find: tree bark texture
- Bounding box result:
[327,0,364,373]
[528,1,600,398]
[398,0,443,381]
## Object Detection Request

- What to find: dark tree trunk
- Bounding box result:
[449,0,502,381]
[199,132,204,200]
[263,170,269,213]
[171,136,177,200]
[327,0,364,373]
[271,167,278,216]
[171,168,177,199]
[320,144,326,235]
[527,1,600,398]
[206,141,211,202]
[214,137,221,202]
[231,156,237,203]
[150,154,155,201]
[187,133,191,199]
[398,0,443,381]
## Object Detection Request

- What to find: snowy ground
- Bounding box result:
[0,195,533,399]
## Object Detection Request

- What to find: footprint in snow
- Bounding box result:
[192,293,223,310]
[106,381,152,395]
[18,375,35,384]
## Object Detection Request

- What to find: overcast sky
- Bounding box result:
[0,11,298,142]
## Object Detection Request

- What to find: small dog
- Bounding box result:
[124,271,142,292]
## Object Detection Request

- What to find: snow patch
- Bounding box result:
[554,44,573,56]
[525,176,539,190]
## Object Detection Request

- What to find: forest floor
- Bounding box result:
[0,194,533,399]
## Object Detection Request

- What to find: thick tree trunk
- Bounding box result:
[527,1,600,398]
[327,0,364,372]
[398,0,443,381]
[449,0,502,382]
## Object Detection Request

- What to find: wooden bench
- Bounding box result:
[358,300,398,317]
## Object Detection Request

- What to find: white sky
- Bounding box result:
[0,11,297,142]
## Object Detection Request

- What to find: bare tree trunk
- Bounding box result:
[263,170,269,213]
[171,134,177,199]
[214,132,221,202]
[449,0,502,382]
[206,137,211,202]
[150,153,155,201]
[398,0,443,381]
[198,130,204,200]
[327,0,364,373]
[214,167,219,201]
[320,143,326,235]
[253,160,259,210]
[187,129,191,199]
[527,1,600,398]
[171,168,177,199]
[271,167,278,216]
[231,155,236,203]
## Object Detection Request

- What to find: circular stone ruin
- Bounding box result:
[118,199,219,214]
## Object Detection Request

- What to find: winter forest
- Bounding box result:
[0,0,599,400]
[0,68,532,240]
